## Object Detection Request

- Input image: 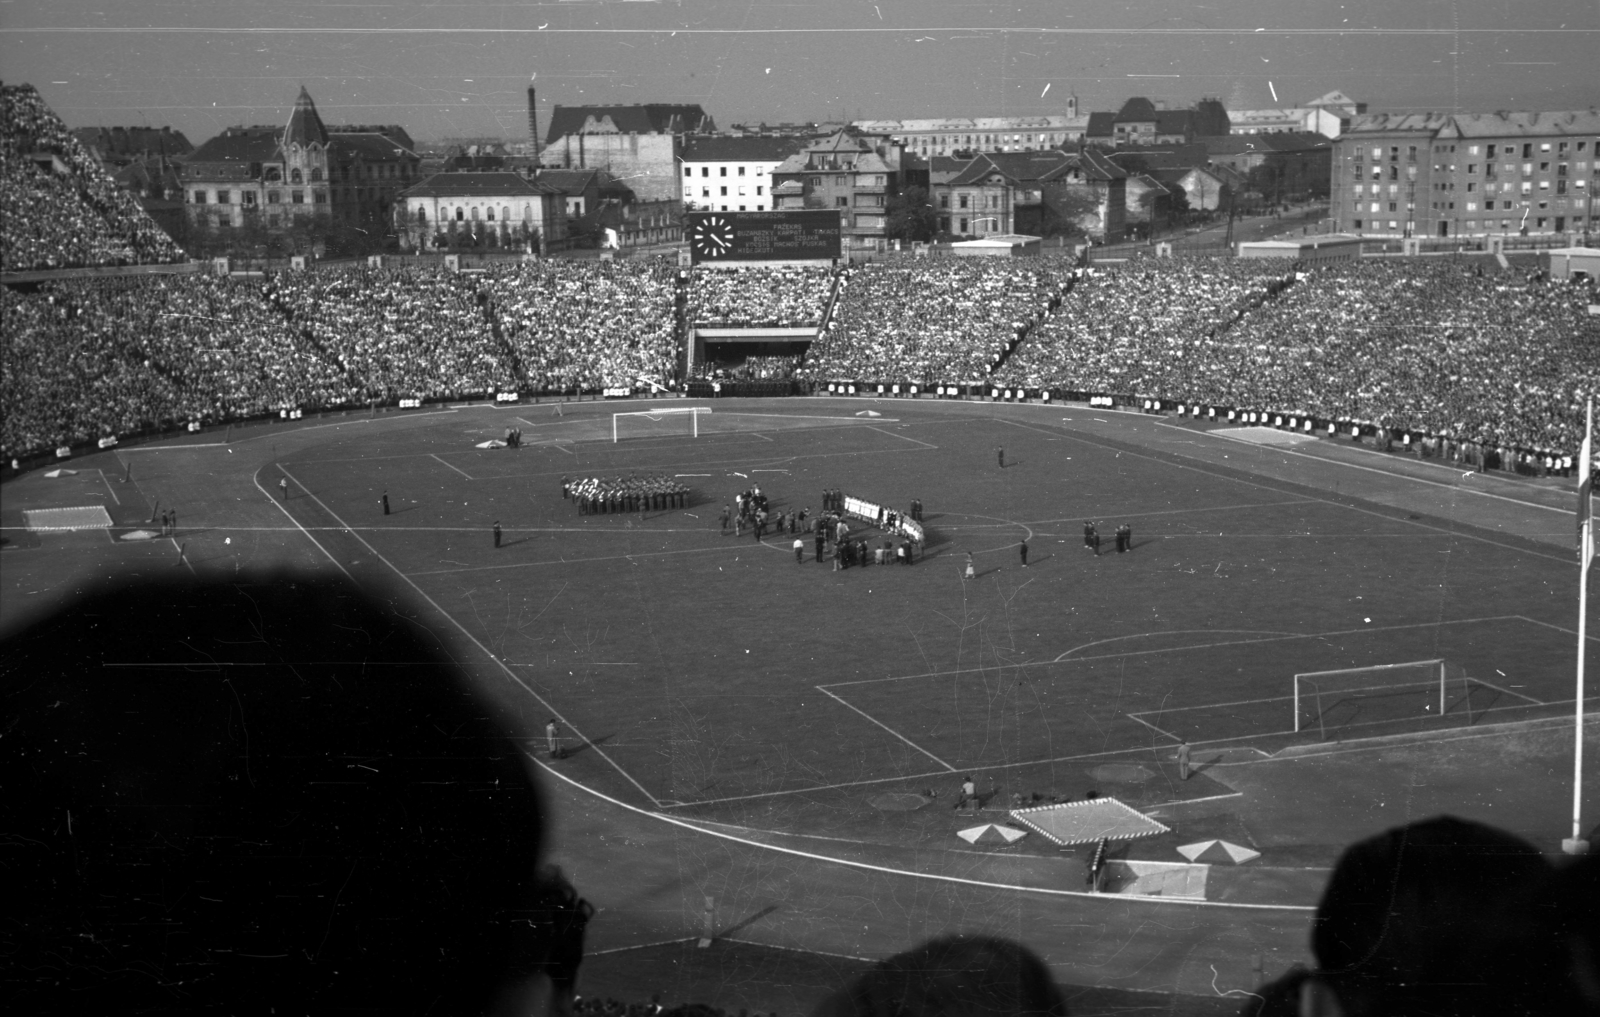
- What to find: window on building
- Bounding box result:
[1523,143,1533,158]
[456,207,464,221]
[291,190,304,204]
[720,166,727,177]
[684,167,692,178]
[701,167,709,177]
[720,186,727,196]
[959,194,969,209]
[242,192,256,207]
[836,196,847,207]
[756,186,763,196]
[487,207,495,221]
[1353,219,1362,229]
[193,190,207,204]
[267,190,281,204]
[702,187,710,197]
[311,168,322,182]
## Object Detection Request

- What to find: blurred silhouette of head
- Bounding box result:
[3,573,580,1015]
[1304,816,1554,1017]
[812,934,1067,1017]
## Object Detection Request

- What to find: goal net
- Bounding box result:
[613,406,712,442]
[1293,659,1449,739]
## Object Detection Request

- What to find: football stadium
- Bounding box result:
[4,82,1598,1014]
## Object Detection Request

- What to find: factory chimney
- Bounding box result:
[527,76,539,165]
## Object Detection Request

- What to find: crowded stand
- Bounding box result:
[1,276,353,458]
[264,266,510,402]
[1,84,187,270]
[995,258,1293,395]
[800,260,1070,384]
[997,257,1600,456]
[478,259,678,393]
[5,242,1599,473]
[686,264,835,328]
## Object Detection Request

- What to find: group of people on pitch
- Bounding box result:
[563,473,689,514]
[1082,520,1133,555]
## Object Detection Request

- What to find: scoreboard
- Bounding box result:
[686,210,842,264]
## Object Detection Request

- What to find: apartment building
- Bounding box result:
[1331,109,1600,238]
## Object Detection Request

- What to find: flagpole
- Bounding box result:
[1574,519,1591,854]
[1569,400,1593,856]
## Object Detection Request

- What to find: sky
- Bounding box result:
[1,0,1595,145]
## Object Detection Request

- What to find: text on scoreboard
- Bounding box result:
[686,210,842,262]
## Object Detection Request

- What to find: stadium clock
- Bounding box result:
[689,215,735,259]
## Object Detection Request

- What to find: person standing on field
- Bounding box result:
[1019,538,1029,568]
[794,537,805,564]
[1177,740,1191,780]
[546,719,561,760]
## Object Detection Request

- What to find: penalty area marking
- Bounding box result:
[257,466,353,581]
[273,464,662,807]
[820,615,1530,689]
[815,687,956,772]
[429,453,474,480]
[525,748,1314,912]
[867,425,938,449]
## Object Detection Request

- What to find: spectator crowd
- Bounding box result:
[2,84,187,271]
[687,264,835,328]
[995,256,1600,455]
[801,259,1070,385]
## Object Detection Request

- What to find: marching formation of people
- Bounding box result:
[563,473,690,515]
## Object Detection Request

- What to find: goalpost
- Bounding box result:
[1293,659,1448,739]
[612,406,712,443]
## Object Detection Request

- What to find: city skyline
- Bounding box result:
[1,0,1596,143]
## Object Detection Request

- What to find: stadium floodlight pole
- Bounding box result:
[1567,399,1593,856]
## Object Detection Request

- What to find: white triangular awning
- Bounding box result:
[957,823,1027,845]
[1177,839,1260,864]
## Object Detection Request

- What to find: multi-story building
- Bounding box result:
[1086,98,1232,148]
[1330,109,1600,238]
[1228,91,1364,139]
[539,103,714,203]
[932,149,1127,241]
[396,171,565,251]
[678,135,809,212]
[182,88,419,238]
[770,130,907,251]
[850,112,1085,159]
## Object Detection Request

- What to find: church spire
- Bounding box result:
[284,86,329,148]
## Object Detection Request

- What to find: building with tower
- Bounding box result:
[182,87,419,245]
